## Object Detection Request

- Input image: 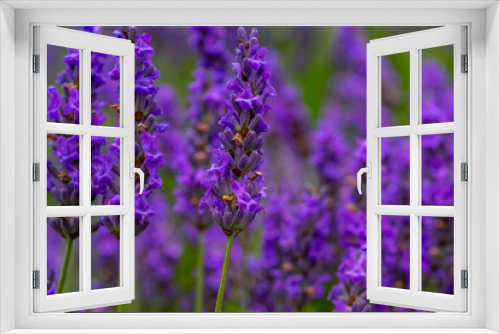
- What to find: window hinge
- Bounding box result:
[461,54,468,73]
[461,270,468,289]
[33,54,40,73]
[33,270,40,289]
[33,163,40,182]
[461,162,468,181]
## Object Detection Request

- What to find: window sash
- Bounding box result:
[366,26,468,312]
[33,25,136,313]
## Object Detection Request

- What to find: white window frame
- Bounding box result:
[0,1,499,333]
[33,26,136,313]
[366,26,467,312]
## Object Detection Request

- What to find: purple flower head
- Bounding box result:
[141,131,165,192]
[48,217,81,240]
[46,28,116,246]
[134,194,154,236]
[108,26,169,237]
[133,192,184,310]
[248,189,335,311]
[49,216,100,240]
[187,27,228,86]
[47,87,63,122]
[199,27,275,236]
[171,27,230,232]
[47,135,80,206]
[310,125,349,184]
[328,247,370,312]
[91,155,116,196]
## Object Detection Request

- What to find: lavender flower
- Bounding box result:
[199,26,275,312]
[199,27,275,237]
[173,27,230,231]
[157,83,188,174]
[47,26,169,296]
[249,191,333,311]
[106,26,169,238]
[327,247,369,312]
[263,51,311,193]
[134,193,184,311]
[166,27,231,312]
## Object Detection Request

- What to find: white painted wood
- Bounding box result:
[372,206,455,217]
[0,329,498,334]
[409,47,420,295]
[366,30,379,313]
[0,2,17,333]
[485,3,500,333]
[366,26,467,312]
[8,5,490,333]
[121,36,135,299]
[372,123,455,137]
[3,0,497,10]
[46,206,130,217]
[46,123,129,138]
[32,26,135,313]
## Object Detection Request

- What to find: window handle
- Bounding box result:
[357,162,372,195]
[130,162,145,195]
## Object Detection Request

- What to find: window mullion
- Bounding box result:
[81,47,92,294]
[409,48,420,294]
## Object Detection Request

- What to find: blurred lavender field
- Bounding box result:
[46,26,455,312]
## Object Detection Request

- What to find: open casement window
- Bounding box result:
[364,26,467,312]
[33,26,139,312]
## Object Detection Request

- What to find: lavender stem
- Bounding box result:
[195,230,205,312]
[56,238,73,294]
[214,233,235,312]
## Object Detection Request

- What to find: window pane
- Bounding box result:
[381,52,410,127]
[421,45,454,124]
[381,215,410,290]
[91,136,120,205]
[91,216,121,290]
[421,133,454,206]
[91,52,121,127]
[47,134,80,206]
[47,45,80,124]
[381,136,410,205]
[421,217,454,294]
[47,217,80,294]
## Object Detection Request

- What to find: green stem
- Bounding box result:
[214,233,235,312]
[56,238,74,294]
[195,229,205,312]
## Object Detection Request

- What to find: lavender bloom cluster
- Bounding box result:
[263,51,311,193]
[106,26,169,238]
[199,27,276,236]
[247,50,335,311]
[45,26,455,312]
[134,193,184,310]
[47,26,169,296]
[173,27,230,231]
[250,191,333,311]
[47,27,110,240]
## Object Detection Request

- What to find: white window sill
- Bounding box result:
[3,329,498,334]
